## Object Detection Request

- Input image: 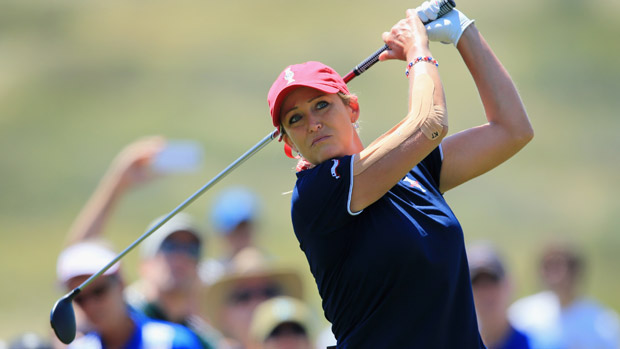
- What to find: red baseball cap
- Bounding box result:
[268,61,350,129]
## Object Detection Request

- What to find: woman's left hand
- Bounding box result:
[379,9,430,62]
[423,8,475,46]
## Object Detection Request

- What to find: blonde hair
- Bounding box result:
[338,92,356,106]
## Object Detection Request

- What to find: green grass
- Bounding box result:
[1,0,619,342]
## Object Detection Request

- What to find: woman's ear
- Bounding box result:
[348,96,360,123]
[282,134,298,154]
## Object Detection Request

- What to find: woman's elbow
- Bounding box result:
[512,115,534,148]
[524,123,534,143]
[438,125,449,143]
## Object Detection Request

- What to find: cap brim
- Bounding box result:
[202,268,303,329]
[470,266,503,280]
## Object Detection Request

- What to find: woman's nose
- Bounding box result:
[307,114,322,132]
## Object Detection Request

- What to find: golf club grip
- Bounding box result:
[342,0,456,83]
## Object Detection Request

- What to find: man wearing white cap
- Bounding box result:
[56,241,202,348]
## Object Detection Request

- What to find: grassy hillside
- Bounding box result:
[1,0,619,341]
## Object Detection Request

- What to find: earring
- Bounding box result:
[353,122,359,129]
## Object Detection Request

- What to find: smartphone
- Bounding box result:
[152,140,203,174]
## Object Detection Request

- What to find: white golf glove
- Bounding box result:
[416,0,442,23]
[416,2,474,46]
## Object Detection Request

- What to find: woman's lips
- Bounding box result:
[311,135,330,146]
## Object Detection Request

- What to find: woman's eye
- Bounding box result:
[316,101,329,110]
[288,113,302,125]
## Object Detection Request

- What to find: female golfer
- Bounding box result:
[267,5,533,348]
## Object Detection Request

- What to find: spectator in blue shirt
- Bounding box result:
[508,241,620,349]
[56,241,203,348]
[468,241,531,349]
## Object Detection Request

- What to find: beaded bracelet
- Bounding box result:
[405,56,439,77]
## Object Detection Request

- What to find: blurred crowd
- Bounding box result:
[2,137,618,349]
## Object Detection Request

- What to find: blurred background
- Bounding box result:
[1,0,619,342]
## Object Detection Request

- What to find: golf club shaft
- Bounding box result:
[342,0,456,83]
[71,129,280,294]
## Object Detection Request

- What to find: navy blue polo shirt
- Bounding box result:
[291,146,485,348]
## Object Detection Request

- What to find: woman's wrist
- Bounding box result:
[405,56,439,77]
[406,48,432,63]
[456,22,477,51]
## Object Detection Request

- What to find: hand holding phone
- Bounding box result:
[151,140,203,174]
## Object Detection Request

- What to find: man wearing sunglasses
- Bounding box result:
[57,241,202,348]
[203,247,304,349]
[126,213,223,348]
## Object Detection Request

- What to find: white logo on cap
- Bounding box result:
[284,68,295,85]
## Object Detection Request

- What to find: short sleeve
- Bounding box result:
[419,145,443,190]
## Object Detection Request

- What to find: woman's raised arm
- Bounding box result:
[439,23,534,193]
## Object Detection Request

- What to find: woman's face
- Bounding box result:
[280,87,360,165]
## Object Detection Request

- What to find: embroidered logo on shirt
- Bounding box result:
[403,177,426,193]
[330,159,340,179]
[284,68,295,85]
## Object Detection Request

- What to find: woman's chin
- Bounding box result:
[316,150,346,164]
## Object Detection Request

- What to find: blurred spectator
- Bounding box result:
[200,187,261,286]
[249,296,316,349]
[508,241,620,348]
[56,241,202,348]
[125,213,223,348]
[203,247,303,349]
[314,326,337,349]
[467,241,531,349]
[65,136,166,244]
[7,333,52,349]
[65,136,221,348]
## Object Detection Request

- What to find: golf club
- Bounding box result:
[50,0,457,343]
[50,129,277,344]
[342,0,455,83]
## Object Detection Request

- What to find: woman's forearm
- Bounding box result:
[457,24,533,142]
